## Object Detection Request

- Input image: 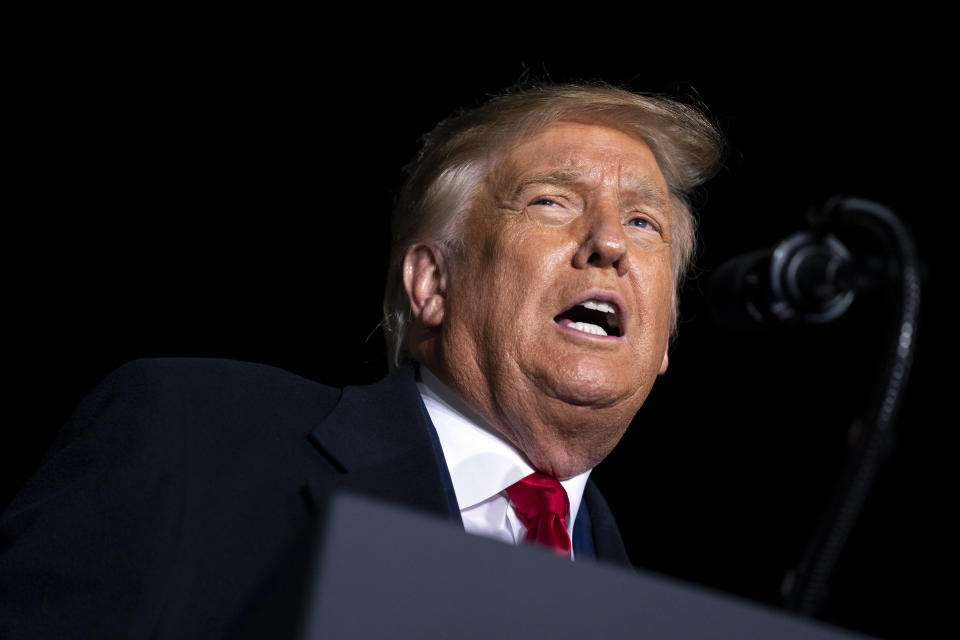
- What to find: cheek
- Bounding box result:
[648,264,674,306]
[632,255,674,325]
[483,236,566,347]
[491,227,564,289]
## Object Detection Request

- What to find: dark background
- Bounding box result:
[4,41,957,639]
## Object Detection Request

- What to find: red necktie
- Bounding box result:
[506,472,571,557]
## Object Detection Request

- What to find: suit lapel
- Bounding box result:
[304,366,457,521]
[583,479,632,567]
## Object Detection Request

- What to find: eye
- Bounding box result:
[626,216,655,230]
[623,215,666,245]
[531,197,559,206]
[524,194,579,227]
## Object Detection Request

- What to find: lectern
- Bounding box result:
[243,491,875,639]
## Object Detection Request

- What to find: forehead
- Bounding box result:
[496,121,668,193]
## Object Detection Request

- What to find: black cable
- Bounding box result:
[782,197,921,615]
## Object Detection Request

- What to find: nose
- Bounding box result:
[573,200,629,276]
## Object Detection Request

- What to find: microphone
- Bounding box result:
[707,230,871,330]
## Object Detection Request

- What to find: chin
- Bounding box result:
[527,436,617,480]
[538,360,645,409]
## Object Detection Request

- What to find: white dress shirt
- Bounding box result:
[417,367,591,557]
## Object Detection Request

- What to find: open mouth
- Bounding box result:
[554,299,621,337]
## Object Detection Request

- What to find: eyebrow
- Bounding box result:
[511,168,670,211]
[619,175,671,211]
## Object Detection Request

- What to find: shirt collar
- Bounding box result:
[417,366,591,522]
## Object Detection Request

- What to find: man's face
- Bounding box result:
[434,122,674,478]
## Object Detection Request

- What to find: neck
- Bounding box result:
[415,356,630,480]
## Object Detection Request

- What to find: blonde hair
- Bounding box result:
[383,83,723,368]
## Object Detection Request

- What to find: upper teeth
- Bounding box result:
[580,300,616,314]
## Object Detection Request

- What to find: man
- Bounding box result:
[0,83,722,637]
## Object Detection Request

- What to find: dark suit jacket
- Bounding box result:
[0,358,630,638]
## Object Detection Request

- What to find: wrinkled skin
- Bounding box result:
[405,122,674,479]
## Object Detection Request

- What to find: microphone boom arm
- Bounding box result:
[781,197,922,616]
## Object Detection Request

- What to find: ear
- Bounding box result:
[658,348,669,375]
[403,243,448,328]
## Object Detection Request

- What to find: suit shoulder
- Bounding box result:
[42,358,344,465]
[101,357,342,410]
[108,357,337,391]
